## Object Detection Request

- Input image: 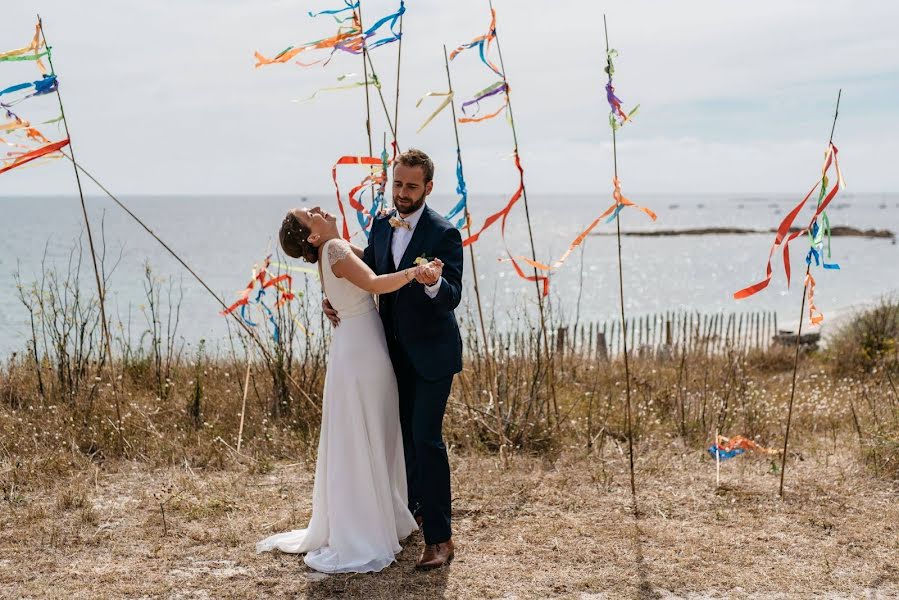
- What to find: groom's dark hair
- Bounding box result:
[279,211,319,264]
[395,148,434,183]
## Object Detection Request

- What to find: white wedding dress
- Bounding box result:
[256,239,417,573]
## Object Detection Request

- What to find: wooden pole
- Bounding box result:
[779,89,841,499]
[443,45,502,444]
[236,353,252,453]
[393,11,404,149]
[487,0,558,425]
[603,15,636,499]
[357,2,375,160]
[38,15,125,448]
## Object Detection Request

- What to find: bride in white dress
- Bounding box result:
[256,206,439,573]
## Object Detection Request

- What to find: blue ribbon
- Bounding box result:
[34,75,58,95]
[309,0,360,18]
[0,75,57,100]
[454,29,503,77]
[239,304,258,328]
[238,284,281,342]
[808,220,841,270]
[444,150,468,228]
[0,82,32,97]
[363,1,405,51]
[605,203,625,224]
[707,445,745,461]
[806,247,820,267]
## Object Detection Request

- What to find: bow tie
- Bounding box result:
[389,216,412,231]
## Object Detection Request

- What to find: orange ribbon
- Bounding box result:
[506,177,656,274]
[457,96,508,124]
[804,272,823,326]
[0,23,49,75]
[254,16,361,67]
[716,434,776,454]
[599,176,657,222]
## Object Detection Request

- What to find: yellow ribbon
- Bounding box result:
[415,91,454,133]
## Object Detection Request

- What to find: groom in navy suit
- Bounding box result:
[324,149,463,569]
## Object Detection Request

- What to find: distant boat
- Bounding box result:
[668,203,680,210]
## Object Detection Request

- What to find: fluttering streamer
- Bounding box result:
[254,1,405,68]
[708,435,777,461]
[734,143,845,325]
[220,256,301,342]
[0,22,68,177]
[503,49,655,276]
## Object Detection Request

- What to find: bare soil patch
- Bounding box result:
[2,438,897,599]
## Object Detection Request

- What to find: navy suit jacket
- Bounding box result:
[363,205,463,381]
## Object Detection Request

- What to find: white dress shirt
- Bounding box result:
[391,205,442,298]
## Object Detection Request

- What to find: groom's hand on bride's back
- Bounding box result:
[322,298,340,327]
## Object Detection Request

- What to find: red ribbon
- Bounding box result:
[0,138,69,176]
[332,155,384,240]
[220,257,294,316]
[734,143,842,300]
[462,152,549,295]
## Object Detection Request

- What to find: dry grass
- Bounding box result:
[0,438,897,599]
[2,252,898,597]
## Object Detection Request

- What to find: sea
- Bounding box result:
[1,192,897,358]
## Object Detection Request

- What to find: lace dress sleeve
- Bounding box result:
[327,239,353,267]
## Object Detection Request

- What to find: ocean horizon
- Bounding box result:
[1,191,897,357]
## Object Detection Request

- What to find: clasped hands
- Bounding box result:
[412,258,443,286]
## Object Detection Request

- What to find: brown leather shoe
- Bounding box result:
[415,539,454,570]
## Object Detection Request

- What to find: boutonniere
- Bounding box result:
[414,252,433,266]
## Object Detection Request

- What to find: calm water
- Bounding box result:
[1,192,897,357]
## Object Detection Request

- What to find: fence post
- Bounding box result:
[597,332,608,362]
[556,326,566,356]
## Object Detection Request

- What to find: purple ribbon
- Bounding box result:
[606,83,623,112]
[461,82,507,115]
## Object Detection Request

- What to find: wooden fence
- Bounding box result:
[482,310,779,359]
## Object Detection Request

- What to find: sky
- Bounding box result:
[2,0,899,198]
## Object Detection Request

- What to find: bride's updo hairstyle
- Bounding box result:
[279,211,319,263]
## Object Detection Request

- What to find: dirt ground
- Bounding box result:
[1,437,897,599]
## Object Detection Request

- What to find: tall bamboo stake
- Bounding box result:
[603,15,636,498]
[393,11,404,150]
[357,2,376,159]
[364,52,400,154]
[236,352,252,453]
[487,0,559,425]
[37,15,125,447]
[779,89,842,499]
[443,45,503,444]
